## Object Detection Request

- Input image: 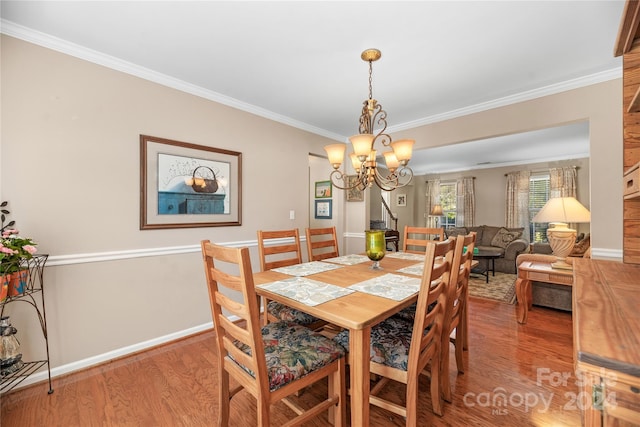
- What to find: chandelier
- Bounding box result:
[324,49,414,192]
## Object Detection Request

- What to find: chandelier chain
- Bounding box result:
[368,60,374,100]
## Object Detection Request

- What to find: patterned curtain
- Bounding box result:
[425,179,440,227]
[505,170,531,241]
[550,167,577,198]
[455,177,476,227]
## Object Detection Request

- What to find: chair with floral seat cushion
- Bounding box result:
[402,226,445,254]
[440,231,476,403]
[257,229,326,330]
[333,238,456,423]
[305,226,339,261]
[201,240,346,426]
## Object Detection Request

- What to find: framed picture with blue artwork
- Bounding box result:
[314,199,332,219]
[140,135,242,229]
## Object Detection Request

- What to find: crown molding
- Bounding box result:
[1,19,621,141]
[0,20,344,141]
[388,68,622,133]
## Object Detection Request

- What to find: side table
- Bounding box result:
[515,260,573,324]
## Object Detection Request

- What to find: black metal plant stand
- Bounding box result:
[0,254,53,394]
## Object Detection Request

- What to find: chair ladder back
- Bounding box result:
[440,231,477,403]
[257,229,303,271]
[447,232,476,329]
[403,226,446,254]
[305,226,339,261]
[200,240,269,395]
[201,240,346,426]
[409,238,455,374]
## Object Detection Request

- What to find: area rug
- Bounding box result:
[468,272,517,304]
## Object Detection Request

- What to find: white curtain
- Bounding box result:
[456,177,475,227]
[425,179,440,227]
[505,171,531,241]
[550,167,577,198]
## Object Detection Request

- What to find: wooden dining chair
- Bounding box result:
[441,231,476,403]
[305,226,339,261]
[257,229,303,271]
[257,229,326,330]
[201,240,346,426]
[402,226,445,253]
[333,238,456,423]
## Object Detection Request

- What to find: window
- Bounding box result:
[439,182,456,228]
[529,174,550,242]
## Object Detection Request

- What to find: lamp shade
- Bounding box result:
[349,133,374,158]
[532,197,591,224]
[390,139,414,164]
[350,153,363,171]
[430,204,443,216]
[324,143,346,168]
[383,151,399,171]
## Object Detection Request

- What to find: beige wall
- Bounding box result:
[390,80,622,258]
[0,36,338,375]
[353,81,622,256]
[412,157,591,236]
[1,34,624,382]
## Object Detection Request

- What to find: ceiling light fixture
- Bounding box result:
[324,49,414,192]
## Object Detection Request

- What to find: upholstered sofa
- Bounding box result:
[445,225,529,274]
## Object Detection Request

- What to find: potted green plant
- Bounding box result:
[0,201,37,297]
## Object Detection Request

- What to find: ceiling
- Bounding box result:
[0,1,624,173]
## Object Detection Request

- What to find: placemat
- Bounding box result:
[271,261,343,276]
[347,273,422,301]
[323,254,371,265]
[385,252,426,262]
[396,262,425,276]
[258,277,355,306]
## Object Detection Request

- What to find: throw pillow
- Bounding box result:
[445,227,468,238]
[570,234,590,256]
[490,227,521,249]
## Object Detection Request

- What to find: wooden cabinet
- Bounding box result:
[616,0,640,264]
[573,259,640,426]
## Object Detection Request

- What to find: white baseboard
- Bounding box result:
[591,247,623,260]
[8,321,216,391]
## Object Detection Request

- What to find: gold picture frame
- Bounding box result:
[345,175,364,202]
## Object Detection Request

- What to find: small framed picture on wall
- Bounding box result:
[315,181,332,198]
[396,193,407,207]
[315,199,332,219]
[345,175,364,202]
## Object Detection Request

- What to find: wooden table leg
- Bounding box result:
[349,327,371,427]
[515,278,531,324]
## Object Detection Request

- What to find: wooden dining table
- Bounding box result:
[253,254,425,427]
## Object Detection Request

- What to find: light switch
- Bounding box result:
[289,210,295,220]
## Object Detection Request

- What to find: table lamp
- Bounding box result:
[430,204,443,227]
[531,196,591,270]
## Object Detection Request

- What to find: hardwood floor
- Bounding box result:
[1,297,579,426]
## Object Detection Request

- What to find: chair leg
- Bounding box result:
[462,301,469,351]
[406,370,419,427]
[431,353,443,417]
[256,398,270,427]
[455,333,465,374]
[441,340,452,403]
[218,368,230,427]
[328,358,346,426]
